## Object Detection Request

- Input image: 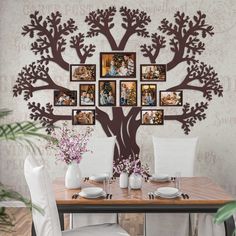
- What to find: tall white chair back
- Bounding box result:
[153,137,198,176]
[72,136,117,228]
[79,136,116,177]
[145,137,198,236]
[24,156,62,236]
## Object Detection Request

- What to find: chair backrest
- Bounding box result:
[152,137,198,177]
[24,157,62,236]
[79,136,116,177]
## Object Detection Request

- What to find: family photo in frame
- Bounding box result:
[141,109,164,125]
[70,64,96,81]
[99,81,116,106]
[141,84,157,106]
[72,109,95,125]
[100,52,136,78]
[140,64,166,81]
[160,91,183,106]
[79,84,96,106]
[54,90,77,106]
[120,80,137,106]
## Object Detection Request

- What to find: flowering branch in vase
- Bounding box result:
[46,122,93,164]
[113,154,150,178]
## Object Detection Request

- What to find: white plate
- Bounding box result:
[155,191,182,199]
[89,174,108,182]
[156,187,179,196]
[150,176,170,183]
[80,187,103,197]
[79,190,106,199]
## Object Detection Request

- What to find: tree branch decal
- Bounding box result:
[85,6,151,50]
[13,62,68,100]
[70,33,96,63]
[141,11,214,70]
[28,102,71,134]
[167,63,223,100]
[22,11,78,70]
[165,102,208,134]
[140,33,166,63]
[85,7,118,49]
[118,7,151,50]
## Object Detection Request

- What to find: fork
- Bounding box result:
[181,193,190,199]
[148,192,155,199]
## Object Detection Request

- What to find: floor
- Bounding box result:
[0,209,144,236]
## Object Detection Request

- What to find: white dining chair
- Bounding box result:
[72,136,118,228]
[145,137,198,236]
[24,156,130,236]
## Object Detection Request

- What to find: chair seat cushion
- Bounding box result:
[62,223,130,236]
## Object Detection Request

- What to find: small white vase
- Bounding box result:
[119,171,129,188]
[65,161,81,189]
[129,173,142,189]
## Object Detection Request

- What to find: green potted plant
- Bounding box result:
[214,201,236,235]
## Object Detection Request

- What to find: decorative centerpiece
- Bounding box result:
[114,154,150,189]
[47,122,93,189]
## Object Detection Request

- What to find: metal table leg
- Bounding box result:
[59,212,64,231]
[31,222,36,236]
[224,216,235,236]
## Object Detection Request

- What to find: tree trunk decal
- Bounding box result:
[96,107,141,167]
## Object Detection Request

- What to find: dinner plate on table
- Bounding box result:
[79,190,106,199]
[155,187,181,199]
[80,187,103,198]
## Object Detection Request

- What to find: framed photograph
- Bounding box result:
[99,81,116,106]
[79,84,96,106]
[140,64,166,81]
[141,84,157,106]
[141,109,164,125]
[100,52,136,78]
[70,64,96,81]
[72,109,95,125]
[159,91,183,106]
[120,80,137,106]
[54,90,77,106]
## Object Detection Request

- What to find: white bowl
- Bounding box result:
[81,187,103,197]
[156,187,179,196]
[90,174,108,182]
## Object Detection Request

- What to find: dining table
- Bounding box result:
[32,176,235,236]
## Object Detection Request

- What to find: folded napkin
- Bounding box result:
[149,174,170,182]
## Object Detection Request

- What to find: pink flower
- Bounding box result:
[46,122,93,165]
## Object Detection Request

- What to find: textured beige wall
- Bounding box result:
[0,0,236,198]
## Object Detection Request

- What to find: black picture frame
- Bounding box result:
[98,80,116,107]
[54,90,77,106]
[100,52,136,78]
[70,64,96,82]
[159,91,183,106]
[119,80,138,107]
[79,84,96,106]
[141,84,157,107]
[72,109,96,125]
[140,64,166,82]
[141,109,164,125]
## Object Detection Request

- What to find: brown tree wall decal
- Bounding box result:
[85,6,151,50]
[13,8,223,168]
[13,63,68,100]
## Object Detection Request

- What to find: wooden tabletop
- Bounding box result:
[53,177,233,206]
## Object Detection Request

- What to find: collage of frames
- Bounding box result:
[53,53,183,126]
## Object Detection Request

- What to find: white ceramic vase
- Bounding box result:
[119,171,129,188]
[129,173,142,189]
[65,161,82,189]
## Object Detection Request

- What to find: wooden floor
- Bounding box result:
[0,209,144,236]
